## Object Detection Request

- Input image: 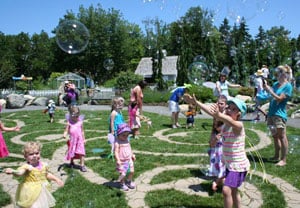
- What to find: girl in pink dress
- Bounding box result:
[63,106,86,172]
[114,123,136,191]
[0,119,21,159]
[128,80,147,138]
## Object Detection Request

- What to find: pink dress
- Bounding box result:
[115,139,134,175]
[0,131,9,158]
[128,86,143,130]
[65,115,85,160]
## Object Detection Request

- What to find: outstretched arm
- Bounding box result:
[47,172,64,187]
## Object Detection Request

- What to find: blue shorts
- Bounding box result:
[224,169,247,188]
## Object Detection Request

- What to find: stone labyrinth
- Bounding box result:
[1,113,300,208]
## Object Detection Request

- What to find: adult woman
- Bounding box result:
[264,65,293,166]
[128,80,147,138]
[215,68,241,98]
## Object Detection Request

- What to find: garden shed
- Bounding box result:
[56,72,85,89]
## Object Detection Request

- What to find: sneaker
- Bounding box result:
[120,183,129,191]
[172,125,177,129]
[126,181,136,189]
[80,166,87,172]
[176,123,181,127]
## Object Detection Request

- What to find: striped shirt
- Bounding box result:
[222,125,250,172]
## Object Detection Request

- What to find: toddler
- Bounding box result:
[4,142,64,208]
[0,119,21,159]
[185,103,196,128]
[63,105,87,172]
[207,95,227,191]
[114,123,136,191]
[44,99,56,123]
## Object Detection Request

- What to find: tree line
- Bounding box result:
[0,4,299,90]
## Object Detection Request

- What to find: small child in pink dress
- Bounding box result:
[114,123,136,191]
[63,106,86,172]
[0,119,21,159]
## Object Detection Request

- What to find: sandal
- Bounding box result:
[80,166,87,172]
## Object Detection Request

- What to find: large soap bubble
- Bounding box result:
[188,62,209,85]
[56,20,90,54]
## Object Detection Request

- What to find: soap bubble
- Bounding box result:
[103,59,114,70]
[56,20,90,54]
[188,62,209,85]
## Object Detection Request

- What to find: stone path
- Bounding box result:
[1,105,300,207]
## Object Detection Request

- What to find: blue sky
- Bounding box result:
[0,0,299,38]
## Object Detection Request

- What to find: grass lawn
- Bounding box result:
[0,107,299,208]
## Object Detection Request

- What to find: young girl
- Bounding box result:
[207,95,227,191]
[128,80,147,138]
[0,119,21,159]
[184,94,250,208]
[63,105,86,172]
[4,142,64,208]
[109,97,125,137]
[114,123,136,191]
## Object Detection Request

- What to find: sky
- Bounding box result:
[0,0,299,38]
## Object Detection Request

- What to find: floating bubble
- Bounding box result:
[103,59,114,70]
[277,11,286,20]
[56,20,90,54]
[188,62,209,85]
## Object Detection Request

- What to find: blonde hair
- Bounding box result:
[111,96,124,111]
[23,142,42,156]
[277,65,292,80]
[69,105,80,117]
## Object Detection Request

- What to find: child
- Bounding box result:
[44,99,56,123]
[207,95,227,191]
[109,97,125,137]
[63,105,87,172]
[4,142,64,208]
[114,123,136,191]
[108,97,126,159]
[0,120,21,159]
[184,94,250,208]
[128,101,141,138]
[185,103,196,128]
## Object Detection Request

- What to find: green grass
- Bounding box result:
[0,108,299,207]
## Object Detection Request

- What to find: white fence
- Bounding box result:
[28,90,60,97]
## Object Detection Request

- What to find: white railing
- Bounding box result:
[28,90,60,97]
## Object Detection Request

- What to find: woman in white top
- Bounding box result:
[215,72,241,99]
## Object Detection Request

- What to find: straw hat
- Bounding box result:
[255,69,263,76]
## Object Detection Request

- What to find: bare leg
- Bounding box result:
[223,185,233,208]
[276,128,288,166]
[232,188,241,208]
[272,131,281,161]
